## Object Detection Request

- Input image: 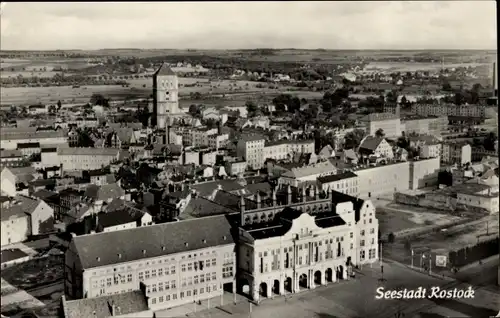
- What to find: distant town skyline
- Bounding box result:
[0,1,497,51]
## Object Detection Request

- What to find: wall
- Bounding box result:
[103,222,137,233]
[1,215,30,246]
[409,157,441,190]
[355,161,410,198]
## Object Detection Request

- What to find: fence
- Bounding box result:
[449,237,499,267]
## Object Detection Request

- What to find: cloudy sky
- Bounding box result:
[0,1,497,50]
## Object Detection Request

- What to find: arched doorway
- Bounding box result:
[284,277,293,292]
[314,270,322,285]
[272,279,280,295]
[259,282,268,298]
[337,265,344,280]
[325,268,333,283]
[299,274,308,289]
[239,278,250,298]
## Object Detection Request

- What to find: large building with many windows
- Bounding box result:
[64,185,380,309]
[64,215,236,311]
[232,186,378,302]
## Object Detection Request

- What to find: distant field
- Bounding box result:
[363,62,490,73]
[0,57,93,74]
[0,77,295,106]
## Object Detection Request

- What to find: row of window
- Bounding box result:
[181,259,216,272]
[92,273,134,288]
[138,265,176,281]
[359,248,377,260]
[181,272,217,287]
[150,285,218,305]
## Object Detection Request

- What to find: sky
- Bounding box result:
[0,1,497,50]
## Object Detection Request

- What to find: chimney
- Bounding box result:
[315,186,319,200]
[240,195,245,226]
[272,188,277,206]
[287,185,292,204]
[302,187,306,202]
[256,193,261,209]
[167,125,171,144]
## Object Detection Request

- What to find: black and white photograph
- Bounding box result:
[0,2,498,318]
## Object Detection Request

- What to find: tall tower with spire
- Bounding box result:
[152,63,180,129]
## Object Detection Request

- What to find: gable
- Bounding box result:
[284,213,322,239]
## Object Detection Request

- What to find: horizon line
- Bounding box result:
[0,48,497,53]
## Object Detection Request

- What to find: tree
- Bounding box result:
[375,128,385,138]
[245,101,258,117]
[442,80,452,91]
[57,100,62,111]
[90,93,109,107]
[483,132,497,151]
[48,105,57,114]
[388,232,395,243]
[344,129,366,149]
[188,104,200,117]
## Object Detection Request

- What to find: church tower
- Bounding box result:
[152,63,180,129]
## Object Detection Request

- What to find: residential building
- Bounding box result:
[279,160,337,187]
[317,171,359,197]
[17,142,41,157]
[401,116,447,136]
[0,129,68,150]
[61,293,152,318]
[359,113,401,138]
[64,215,236,312]
[0,166,36,197]
[318,145,335,160]
[411,104,486,118]
[263,140,315,162]
[355,161,410,198]
[1,195,54,246]
[358,137,394,159]
[208,133,229,150]
[441,142,472,166]
[419,144,442,159]
[41,147,61,167]
[236,187,379,302]
[95,209,153,233]
[225,159,247,176]
[58,148,124,171]
[0,150,25,168]
[236,135,266,170]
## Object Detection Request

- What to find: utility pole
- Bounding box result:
[411,249,414,269]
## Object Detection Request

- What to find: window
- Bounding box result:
[350,243,353,249]
[181,264,186,272]
[205,260,210,268]
[120,275,126,284]
[188,263,193,271]
[171,266,176,274]
[360,240,365,247]
[159,296,164,303]
[182,278,187,287]
[173,294,177,300]
[171,280,176,288]
[127,274,132,282]
[107,278,112,287]
[152,284,157,293]
[350,232,353,238]
[370,228,375,234]
[159,282,164,291]
[212,258,216,266]
[200,288,204,294]
[114,276,119,285]
[180,292,185,298]
[213,284,217,291]
[207,286,211,292]
[152,269,157,277]
[152,298,156,305]
[145,270,150,279]
[187,291,191,297]
[164,281,169,290]
[158,268,163,276]
[200,274,205,283]
[212,272,216,280]
[360,250,365,260]
[194,276,199,284]
[361,230,365,236]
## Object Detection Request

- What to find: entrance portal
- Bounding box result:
[299,274,308,289]
[314,271,322,285]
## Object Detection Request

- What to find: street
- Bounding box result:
[166,260,499,318]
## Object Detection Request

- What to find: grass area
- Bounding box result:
[376,207,420,236]
[1,255,64,291]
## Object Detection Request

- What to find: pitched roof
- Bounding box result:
[281,160,337,179]
[154,63,177,76]
[359,136,385,151]
[317,171,358,184]
[57,147,120,156]
[0,149,23,158]
[97,209,145,229]
[191,180,245,197]
[96,183,126,201]
[72,214,235,269]
[1,196,41,220]
[63,291,149,318]
[180,197,235,220]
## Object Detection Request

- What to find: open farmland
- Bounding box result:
[1,57,93,71]
[363,61,491,73]
[0,77,299,106]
